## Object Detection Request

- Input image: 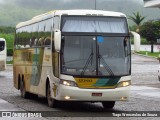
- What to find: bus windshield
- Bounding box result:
[0,41,5,51]
[61,36,131,77]
[60,16,131,77]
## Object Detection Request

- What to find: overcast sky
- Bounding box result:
[0,0,144,10]
[1,0,159,26]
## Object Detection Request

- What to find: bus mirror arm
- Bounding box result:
[54,29,61,52]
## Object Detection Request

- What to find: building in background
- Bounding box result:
[144,0,160,8]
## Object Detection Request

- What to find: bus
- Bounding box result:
[0,38,6,71]
[13,10,131,109]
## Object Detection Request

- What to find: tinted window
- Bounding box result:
[0,41,5,51]
[26,25,32,47]
[31,23,39,47]
[44,19,52,46]
[38,21,46,46]
[54,16,60,30]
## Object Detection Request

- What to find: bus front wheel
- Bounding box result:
[102,101,115,109]
[47,84,57,108]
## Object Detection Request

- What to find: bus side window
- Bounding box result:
[17,28,23,49]
[24,25,32,48]
[15,29,20,49]
[124,37,129,57]
[38,21,46,46]
[44,19,52,46]
[54,16,60,30]
[31,23,39,47]
[23,27,27,48]
[44,37,51,46]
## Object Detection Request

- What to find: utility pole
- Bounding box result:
[95,0,97,10]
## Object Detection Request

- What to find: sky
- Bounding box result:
[0,0,159,26]
[0,0,144,10]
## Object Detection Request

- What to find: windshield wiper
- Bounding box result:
[97,45,114,76]
[81,43,94,75]
[98,54,114,76]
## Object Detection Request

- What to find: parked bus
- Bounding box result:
[13,10,131,109]
[0,38,6,71]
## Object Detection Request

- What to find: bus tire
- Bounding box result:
[47,83,57,108]
[20,80,29,99]
[102,101,115,109]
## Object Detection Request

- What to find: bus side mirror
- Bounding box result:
[54,29,61,52]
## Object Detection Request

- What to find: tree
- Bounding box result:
[0,26,15,33]
[140,21,160,53]
[129,12,145,33]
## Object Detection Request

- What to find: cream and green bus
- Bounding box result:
[0,38,6,71]
[13,10,131,109]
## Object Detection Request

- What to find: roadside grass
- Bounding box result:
[6,61,13,64]
[137,51,160,58]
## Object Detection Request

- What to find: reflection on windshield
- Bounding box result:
[61,36,131,77]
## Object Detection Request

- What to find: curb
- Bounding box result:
[133,52,158,59]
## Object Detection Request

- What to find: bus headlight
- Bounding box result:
[117,81,131,88]
[60,80,78,87]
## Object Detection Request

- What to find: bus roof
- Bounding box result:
[16,9,126,29]
[0,38,5,41]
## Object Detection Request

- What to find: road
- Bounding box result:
[0,54,160,120]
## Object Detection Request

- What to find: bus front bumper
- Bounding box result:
[55,85,130,101]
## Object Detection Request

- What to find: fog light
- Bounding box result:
[65,96,70,100]
[120,97,127,100]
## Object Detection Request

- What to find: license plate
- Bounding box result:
[92,93,102,97]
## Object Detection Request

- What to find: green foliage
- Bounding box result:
[0,26,15,33]
[129,12,145,26]
[140,21,160,43]
[0,26,15,51]
[130,37,149,45]
[128,12,145,33]
[6,60,13,64]
[0,26,14,56]
[0,33,14,49]
[7,48,13,56]
[129,25,137,32]
[137,51,159,58]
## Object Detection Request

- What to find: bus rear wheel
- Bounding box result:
[47,84,57,108]
[20,80,29,99]
[102,101,115,109]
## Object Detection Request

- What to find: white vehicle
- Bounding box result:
[0,38,6,71]
[14,10,131,109]
[158,59,160,81]
[158,68,160,81]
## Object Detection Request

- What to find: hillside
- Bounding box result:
[0,3,45,26]
[0,0,160,27]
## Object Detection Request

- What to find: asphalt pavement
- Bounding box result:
[0,54,160,120]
